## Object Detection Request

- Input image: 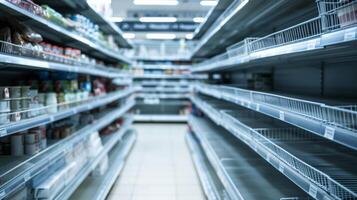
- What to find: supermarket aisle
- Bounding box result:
[106,123,205,200]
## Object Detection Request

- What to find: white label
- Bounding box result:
[279,111,285,121]
[308,185,318,198]
[344,31,356,41]
[279,162,285,173]
[15,112,21,121]
[241,101,244,106]
[0,128,7,137]
[307,40,316,50]
[253,142,258,152]
[24,172,31,181]
[50,116,55,122]
[256,104,260,112]
[324,126,335,140]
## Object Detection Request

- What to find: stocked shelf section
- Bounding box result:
[0,98,135,200]
[133,74,207,80]
[0,45,131,78]
[191,94,357,200]
[193,1,357,72]
[132,63,191,70]
[69,130,136,200]
[0,87,134,138]
[58,121,135,200]
[0,0,131,64]
[188,114,309,200]
[194,83,357,151]
[35,0,132,48]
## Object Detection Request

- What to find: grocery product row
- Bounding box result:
[0,73,134,137]
[0,94,135,200]
[0,0,130,63]
[190,93,357,200]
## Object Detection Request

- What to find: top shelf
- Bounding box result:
[193,0,234,40]
[0,0,131,64]
[35,0,132,49]
[191,0,316,58]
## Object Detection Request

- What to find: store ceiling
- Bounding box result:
[110,0,216,39]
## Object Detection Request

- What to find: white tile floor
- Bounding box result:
[106,123,205,200]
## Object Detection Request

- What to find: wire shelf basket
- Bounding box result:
[196,83,357,133]
[255,128,325,142]
[220,110,357,200]
[226,38,259,58]
[248,17,323,53]
[317,0,357,31]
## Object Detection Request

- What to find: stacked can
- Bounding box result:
[0,87,11,125]
[9,86,31,122]
[25,126,46,155]
[11,132,25,156]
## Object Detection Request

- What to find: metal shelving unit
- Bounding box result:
[0,88,134,138]
[133,74,207,80]
[0,43,130,78]
[194,83,357,151]
[35,0,132,49]
[0,0,131,64]
[0,100,135,199]
[188,114,309,200]
[185,133,228,200]
[68,129,136,200]
[191,95,357,200]
[193,1,357,72]
[56,120,135,200]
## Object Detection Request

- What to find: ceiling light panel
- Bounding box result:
[133,0,179,6]
[139,17,177,23]
[200,0,218,6]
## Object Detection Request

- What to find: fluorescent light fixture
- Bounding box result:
[109,17,123,22]
[133,0,179,6]
[146,33,176,40]
[139,17,177,23]
[193,17,205,23]
[185,33,194,40]
[200,0,218,6]
[123,33,135,39]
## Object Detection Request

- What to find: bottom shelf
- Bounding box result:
[69,130,136,200]
[186,132,229,200]
[188,115,309,200]
[134,114,188,122]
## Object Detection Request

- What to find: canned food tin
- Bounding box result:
[11,134,24,156]
[21,98,30,110]
[9,87,21,98]
[10,112,21,122]
[10,99,22,110]
[25,143,38,155]
[0,112,10,125]
[0,100,10,112]
[25,132,39,144]
[21,86,31,98]
[0,87,10,99]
